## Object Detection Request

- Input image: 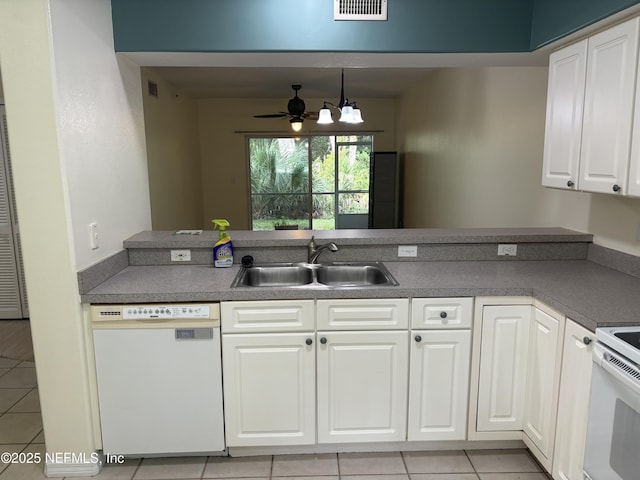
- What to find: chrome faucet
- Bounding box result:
[307,236,339,264]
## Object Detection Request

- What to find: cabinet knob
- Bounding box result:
[567,180,574,188]
[613,184,621,192]
[320,337,327,345]
[305,338,313,346]
[440,311,448,319]
[414,335,422,343]
[583,336,592,345]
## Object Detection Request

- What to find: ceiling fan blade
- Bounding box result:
[254,113,289,118]
[302,111,319,120]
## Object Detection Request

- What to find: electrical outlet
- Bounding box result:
[497,244,517,256]
[170,249,191,262]
[88,222,99,250]
[398,245,418,257]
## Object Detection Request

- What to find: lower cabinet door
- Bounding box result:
[316,330,408,443]
[523,306,563,471]
[408,329,471,440]
[552,319,594,480]
[477,305,531,432]
[222,333,316,446]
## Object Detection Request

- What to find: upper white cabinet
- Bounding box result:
[552,319,594,480]
[580,17,640,194]
[542,17,640,195]
[542,39,587,190]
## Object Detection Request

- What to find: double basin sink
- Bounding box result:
[231,262,398,289]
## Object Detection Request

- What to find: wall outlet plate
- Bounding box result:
[497,244,517,256]
[171,249,191,262]
[398,245,418,257]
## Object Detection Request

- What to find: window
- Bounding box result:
[249,135,373,230]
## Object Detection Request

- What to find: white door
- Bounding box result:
[317,330,408,443]
[552,319,594,480]
[580,17,640,194]
[523,307,563,471]
[408,329,471,441]
[542,39,587,190]
[477,305,531,432]
[222,333,316,446]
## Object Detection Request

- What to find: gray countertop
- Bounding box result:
[124,227,593,248]
[81,259,640,332]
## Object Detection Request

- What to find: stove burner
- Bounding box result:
[614,331,640,350]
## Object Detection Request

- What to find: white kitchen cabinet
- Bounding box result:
[317,298,409,330]
[410,297,473,329]
[221,300,316,447]
[542,39,587,190]
[579,17,640,195]
[552,319,594,480]
[222,332,316,446]
[522,304,565,472]
[408,329,471,441]
[316,330,408,443]
[476,304,531,434]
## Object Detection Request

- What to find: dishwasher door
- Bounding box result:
[93,325,225,456]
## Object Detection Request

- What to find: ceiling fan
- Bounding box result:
[253,84,318,132]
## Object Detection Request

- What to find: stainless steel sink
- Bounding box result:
[316,264,397,286]
[233,264,314,287]
[231,262,398,288]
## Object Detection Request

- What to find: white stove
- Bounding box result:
[597,326,640,365]
[583,325,640,480]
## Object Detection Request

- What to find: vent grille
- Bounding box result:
[334,0,387,21]
[605,352,640,382]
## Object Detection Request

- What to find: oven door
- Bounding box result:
[583,343,640,480]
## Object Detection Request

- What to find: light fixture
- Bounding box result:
[317,69,364,126]
[290,117,304,132]
[317,103,334,124]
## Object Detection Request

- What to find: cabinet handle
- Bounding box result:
[320,337,327,344]
[305,338,313,346]
[613,184,621,192]
[414,335,422,343]
[440,311,448,319]
[583,336,592,345]
[567,180,574,188]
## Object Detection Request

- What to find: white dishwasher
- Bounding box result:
[91,303,225,456]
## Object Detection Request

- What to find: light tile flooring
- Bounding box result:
[0,320,551,480]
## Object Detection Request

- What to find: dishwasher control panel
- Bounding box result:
[123,305,210,320]
[91,303,218,322]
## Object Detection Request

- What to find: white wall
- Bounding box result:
[141,68,203,230]
[396,66,640,256]
[397,67,549,228]
[198,96,396,229]
[51,0,151,269]
[0,0,151,467]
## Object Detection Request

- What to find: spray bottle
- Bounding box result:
[211,219,233,267]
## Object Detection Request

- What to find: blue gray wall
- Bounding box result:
[111,0,640,53]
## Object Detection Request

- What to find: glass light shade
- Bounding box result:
[339,104,354,123]
[317,108,334,124]
[351,107,363,124]
[290,118,303,132]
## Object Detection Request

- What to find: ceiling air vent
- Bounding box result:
[334,0,387,21]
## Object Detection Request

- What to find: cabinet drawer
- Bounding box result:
[221,300,314,333]
[411,298,473,329]
[317,299,409,330]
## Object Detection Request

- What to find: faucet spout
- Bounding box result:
[307,236,339,264]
